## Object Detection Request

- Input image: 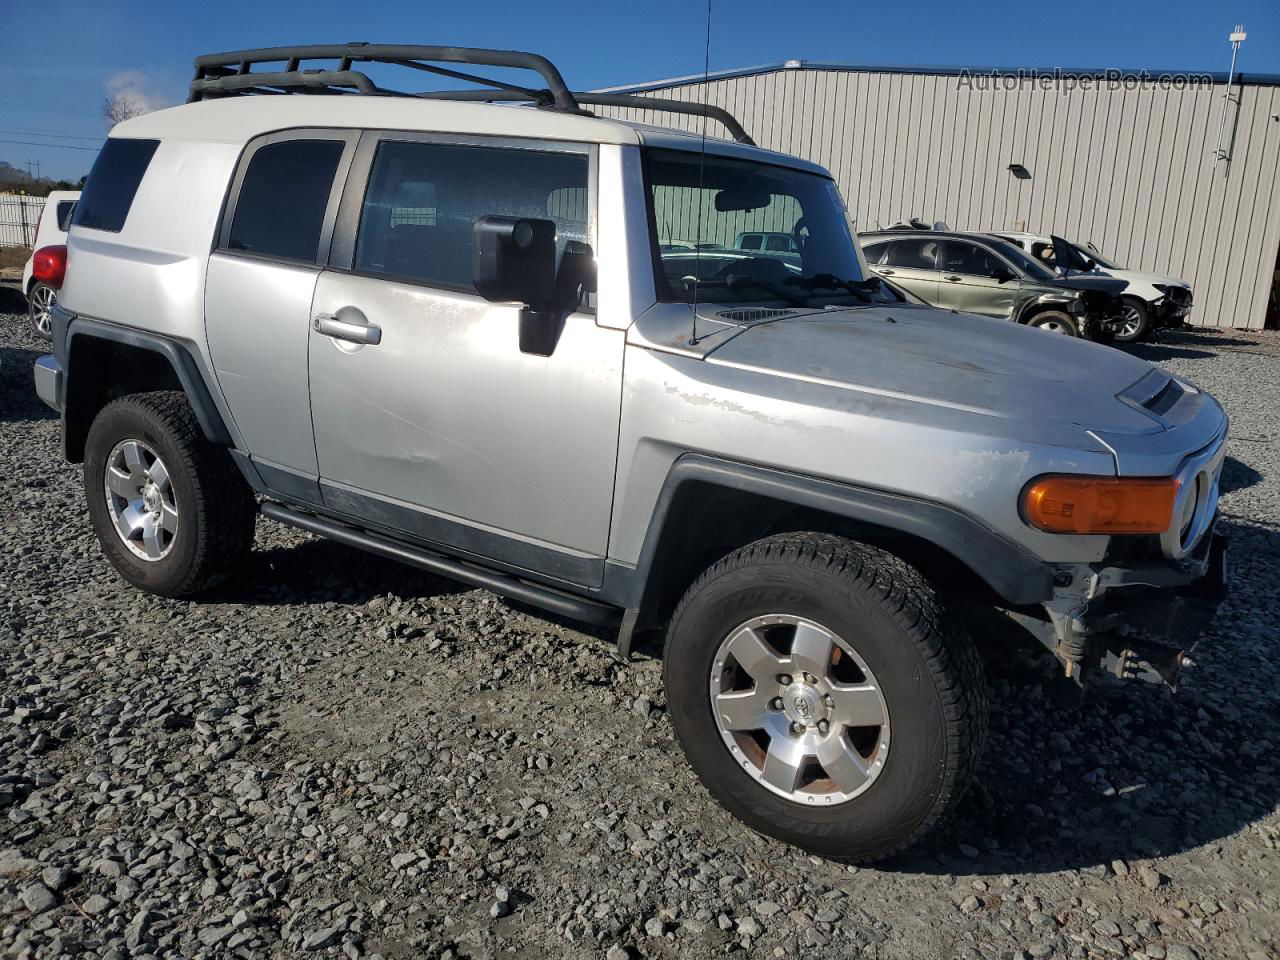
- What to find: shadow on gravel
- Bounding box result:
[1221,455,1263,495]
[878,515,1280,878]
[0,344,56,423]
[208,536,469,606]
[1120,342,1218,361]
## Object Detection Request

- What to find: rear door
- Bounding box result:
[204,131,358,500]
[934,239,1022,318]
[866,237,942,303]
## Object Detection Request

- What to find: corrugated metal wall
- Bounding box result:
[597,68,1280,329]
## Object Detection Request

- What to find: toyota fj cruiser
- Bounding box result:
[32,45,1228,862]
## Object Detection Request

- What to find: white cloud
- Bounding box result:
[104,69,167,113]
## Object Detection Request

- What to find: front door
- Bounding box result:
[934,240,1023,319]
[308,133,623,587]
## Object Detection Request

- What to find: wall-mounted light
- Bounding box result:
[1008,163,1032,180]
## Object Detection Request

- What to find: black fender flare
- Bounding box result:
[62,315,235,449]
[1015,294,1076,324]
[613,454,1054,657]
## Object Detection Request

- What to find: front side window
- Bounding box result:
[645,148,869,304]
[227,139,345,262]
[940,240,1009,278]
[353,140,589,291]
[72,138,159,233]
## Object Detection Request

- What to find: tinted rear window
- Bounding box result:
[227,139,345,262]
[72,138,159,232]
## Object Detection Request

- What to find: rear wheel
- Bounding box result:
[84,391,256,597]
[663,533,987,862]
[27,282,55,339]
[1114,297,1151,342]
[1026,309,1080,337]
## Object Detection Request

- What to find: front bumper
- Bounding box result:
[33,354,63,412]
[1016,528,1227,687]
[1086,531,1226,685]
[1152,291,1193,327]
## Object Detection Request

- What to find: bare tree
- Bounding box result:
[102,93,150,129]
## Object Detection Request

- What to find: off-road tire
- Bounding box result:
[1114,296,1151,343]
[84,391,256,597]
[1026,309,1081,338]
[663,532,987,862]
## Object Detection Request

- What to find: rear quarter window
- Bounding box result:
[226,139,346,263]
[72,138,159,233]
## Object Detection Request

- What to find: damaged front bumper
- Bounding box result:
[1011,528,1227,687]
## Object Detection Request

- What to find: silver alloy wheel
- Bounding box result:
[29,284,55,337]
[1032,317,1070,335]
[709,614,890,805]
[104,439,179,562]
[1117,304,1143,339]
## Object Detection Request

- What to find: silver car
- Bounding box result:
[33,44,1227,862]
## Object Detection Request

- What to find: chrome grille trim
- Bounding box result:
[1160,426,1226,560]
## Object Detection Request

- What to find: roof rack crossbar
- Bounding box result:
[412,89,756,145]
[189,43,579,110]
[386,58,552,104]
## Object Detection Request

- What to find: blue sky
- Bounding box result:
[1,0,1276,180]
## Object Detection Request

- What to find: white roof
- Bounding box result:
[112,94,829,174]
[115,95,643,146]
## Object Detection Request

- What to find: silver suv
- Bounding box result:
[32,44,1228,862]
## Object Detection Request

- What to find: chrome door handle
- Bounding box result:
[876,268,895,276]
[314,312,381,345]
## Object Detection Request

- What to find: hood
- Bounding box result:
[1049,274,1129,296]
[1096,266,1190,289]
[705,304,1165,436]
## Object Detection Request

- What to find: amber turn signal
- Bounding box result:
[1023,475,1178,535]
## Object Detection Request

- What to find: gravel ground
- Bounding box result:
[1,298,1278,960]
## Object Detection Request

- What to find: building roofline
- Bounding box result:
[596,59,1280,93]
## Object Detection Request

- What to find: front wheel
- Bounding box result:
[663,533,987,862]
[84,391,256,597]
[28,282,55,339]
[1026,309,1081,337]
[1114,297,1151,342]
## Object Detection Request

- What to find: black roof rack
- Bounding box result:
[188,43,755,145]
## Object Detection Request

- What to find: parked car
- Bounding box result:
[860,229,1130,340]
[32,43,1227,863]
[995,231,1194,342]
[21,190,79,338]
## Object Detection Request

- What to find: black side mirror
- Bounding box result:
[993,267,1015,283]
[474,215,571,356]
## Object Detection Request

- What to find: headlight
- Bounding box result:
[1022,475,1177,534]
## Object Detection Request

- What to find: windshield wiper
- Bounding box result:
[792,273,890,303]
[723,274,810,307]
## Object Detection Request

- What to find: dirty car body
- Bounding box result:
[32,44,1227,862]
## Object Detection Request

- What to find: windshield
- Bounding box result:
[1077,243,1122,269]
[645,148,888,305]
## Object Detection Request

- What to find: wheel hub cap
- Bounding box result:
[782,682,825,727]
[710,614,890,806]
[104,439,178,562]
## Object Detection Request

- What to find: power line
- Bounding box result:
[0,129,104,142]
[0,138,100,152]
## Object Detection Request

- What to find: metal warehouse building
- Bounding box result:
[597,62,1280,330]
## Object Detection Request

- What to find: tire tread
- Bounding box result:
[664,532,988,863]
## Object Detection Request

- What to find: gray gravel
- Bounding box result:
[2,297,1279,960]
